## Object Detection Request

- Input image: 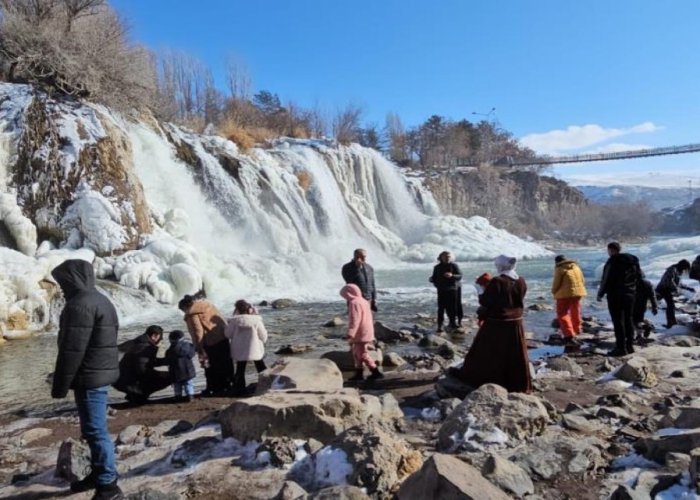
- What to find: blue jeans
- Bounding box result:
[74,386,117,486]
[173,379,195,397]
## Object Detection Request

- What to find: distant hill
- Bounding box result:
[576,185,693,211]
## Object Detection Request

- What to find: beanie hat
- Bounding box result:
[169,330,185,342]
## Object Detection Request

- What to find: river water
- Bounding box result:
[1,239,696,417]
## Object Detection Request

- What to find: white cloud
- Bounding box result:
[520,122,662,155]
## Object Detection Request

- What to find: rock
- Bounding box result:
[293,421,422,495]
[436,343,456,360]
[545,355,584,377]
[615,357,658,388]
[117,425,147,445]
[221,389,391,443]
[437,384,550,451]
[596,407,632,421]
[660,336,700,347]
[418,334,454,348]
[660,407,700,429]
[482,452,534,497]
[671,369,688,378]
[309,486,370,499]
[257,437,301,467]
[562,414,606,434]
[124,490,181,500]
[374,321,409,343]
[506,431,605,480]
[276,344,314,355]
[256,358,343,393]
[273,481,308,500]
[7,309,28,330]
[18,427,52,446]
[171,436,220,468]
[321,348,382,372]
[259,300,270,307]
[528,303,552,311]
[690,447,700,493]
[610,484,648,500]
[151,420,194,437]
[272,298,296,309]
[398,453,510,500]
[323,317,345,327]
[665,452,691,473]
[435,373,473,400]
[55,438,92,482]
[383,352,406,367]
[598,358,616,372]
[636,430,700,462]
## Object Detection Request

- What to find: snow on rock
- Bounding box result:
[0,191,37,255]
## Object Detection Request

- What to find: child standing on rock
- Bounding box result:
[165,330,197,402]
[225,300,268,396]
[341,283,383,382]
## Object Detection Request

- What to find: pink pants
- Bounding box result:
[351,342,377,369]
[556,297,582,337]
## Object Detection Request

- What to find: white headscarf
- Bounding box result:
[494,254,519,280]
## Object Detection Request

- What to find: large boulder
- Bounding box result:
[220,389,398,443]
[397,454,510,500]
[55,438,92,482]
[437,384,550,451]
[505,431,605,480]
[635,430,700,462]
[321,348,382,372]
[374,322,411,343]
[256,358,343,394]
[482,452,535,497]
[291,421,422,495]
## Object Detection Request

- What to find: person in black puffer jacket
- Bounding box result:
[113,326,170,404]
[430,251,462,332]
[51,259,122,499]
[165,330,196,402]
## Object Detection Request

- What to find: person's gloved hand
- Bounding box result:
[371,300,378,312]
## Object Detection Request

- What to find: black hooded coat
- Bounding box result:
[51,259,120,398]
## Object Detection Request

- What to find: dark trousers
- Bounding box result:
[115,370,170,403]
[437,289,458,327]
[233,359,267,392]
[658,290,676,326]
[203,339,233,394]
[608,295,635,350]
[74,386,117,486]
[456,287,464,325]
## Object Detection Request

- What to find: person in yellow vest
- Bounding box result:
[551,255,587,345]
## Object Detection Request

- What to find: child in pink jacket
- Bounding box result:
[340,283,384,381]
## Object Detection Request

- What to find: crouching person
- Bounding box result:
[341,284,383,382]
[113,325,170,404]
[51,259,122,499]
[225,300,268,396]
[166,330,196,402]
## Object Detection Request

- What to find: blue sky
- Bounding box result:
[111,0,700,185]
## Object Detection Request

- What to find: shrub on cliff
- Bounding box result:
[0,0,156,111]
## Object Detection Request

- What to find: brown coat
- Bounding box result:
[184,300,226,352]
[458,275,532,393]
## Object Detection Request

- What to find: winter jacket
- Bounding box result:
[431,262,463,291]
[225,314,268,362]
[341,260,376,301]
[634,278,658,317]
[51,259,120,398]
[341,284,375,344]
[184,300,227,352]
[656,265,683,295]
[165,339,196,383]
[480,275,527,321]
[597,253,641,300]
[551,260,587,299]
[113,333,166,390]
[690,257,700,281]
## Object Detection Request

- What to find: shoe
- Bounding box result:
[184,395,193,403]
[368,368,384,380]
[564,337,580,346]
[607,348,627,357]
[92,481,123,500]
[71,471,97,493]
[348,369,364,382]
[436,326,444,333]
[626,345,635,354]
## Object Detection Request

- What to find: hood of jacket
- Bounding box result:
[51,259,95,300]
[340,283,363,301]
[230,314,263,327]
[556,260,577,271]
[611,253,639,267]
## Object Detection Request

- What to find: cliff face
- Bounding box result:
[424,167,588,238]
[659,197,700,234]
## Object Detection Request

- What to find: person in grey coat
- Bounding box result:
[51,259,122,499]
[341,248,377,311]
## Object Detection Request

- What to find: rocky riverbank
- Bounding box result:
[1,296,700,499]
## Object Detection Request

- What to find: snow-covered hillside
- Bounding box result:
[576,185,693,211]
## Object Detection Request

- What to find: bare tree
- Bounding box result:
[332,102,362,145]
[224,53,252,100]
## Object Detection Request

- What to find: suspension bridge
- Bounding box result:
[457,142,700,167]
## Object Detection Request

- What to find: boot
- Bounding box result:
[91,481,123,500]
[368,367,384,380]
[348,369,364,382]
[71,471,97,493]
[436,323,444,333]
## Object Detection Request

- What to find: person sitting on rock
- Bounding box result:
[341,283,384,382]
[165,330,197,402]
[655,259,695,328]
[633,272,658,342]
[225,299,268,396]
[113,325,170,404]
